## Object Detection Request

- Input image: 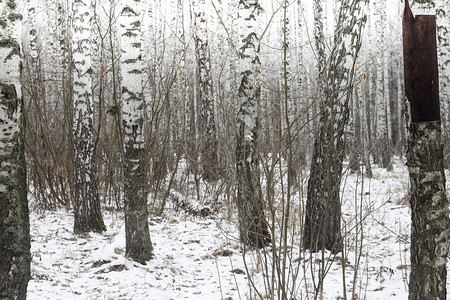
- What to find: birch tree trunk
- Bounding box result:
[304,0,367,253]
[295,0,310,160]
[192,0,218,181]
[25,0,38,73]
[120,1,154,264]
[360,10,373,176]
[235,0,270,248]
[0,1,31,298]
[367,2,377,168]
[176,0,189,161]
[403,2,449,299]
[407,123,449,300]
[72,0,105,233]
[374,0,391,169]
[436,0,450,166]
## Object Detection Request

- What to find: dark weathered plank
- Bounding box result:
[402,0,440,122]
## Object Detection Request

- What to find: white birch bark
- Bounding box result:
[436,0,450,164]
[407,123,449,300]
[176,0,189,150]
[192,0,218,181]
[72,0,105,233]
[235,0,270,248]
[23,0,40,118]
[0,1,31,298]
[304,0,368,252]
[296,0,310,150]
[367,1,377,161]
[279,0,293,129]
[225,0,239,101]
[25,0,38,70]
[358,4,372,176]
[44,0,70,109]
[374,0,391,168]
[120,1,154,263]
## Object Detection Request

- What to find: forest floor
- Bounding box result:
[27,159,450,299]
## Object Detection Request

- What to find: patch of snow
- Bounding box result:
[27,159,450,299]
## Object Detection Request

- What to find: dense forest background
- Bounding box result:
[1,0,450,299]
[22,0,414,209]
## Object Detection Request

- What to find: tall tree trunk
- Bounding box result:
[304,0,367,253]
[72,0,105,233]
[235,0,270,248]
[0,1,31,298]
[402,2,450,299]
[120,1,154,264]
[388,54,400,153]
[349,86,360,173]
[192,0,218,181]
[436,0,450,166]
[375,0,391,169]
[407,123,449,300]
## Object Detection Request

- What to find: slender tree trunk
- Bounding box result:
[72,0,105,233]
[295,0,310,163]
[349,86,360,173]
[235,0,270,248]
[192,0,218,181]
[388,55,400,153]
[0,1,31,298]
[398,65,406,156]
[25,0,38,72]
[375,0,391,169]
[177,0,189,163]
[304,0,367,253]
[120,1,154,264]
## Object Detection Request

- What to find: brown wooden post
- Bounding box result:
[402,1,450,299]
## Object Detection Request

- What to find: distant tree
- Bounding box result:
[294,0,310,164]
[374,0,392,169]
[0,1,31,298]
[25,0,38,73]
[304,0,367,253]
[24,0,74,208]
[120,1,154,263]
[72,0,105,233]
[235,0,270,248]
[191,0,219,181]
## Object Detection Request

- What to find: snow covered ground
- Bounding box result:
[27,160,449,299]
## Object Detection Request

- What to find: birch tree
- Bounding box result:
[279,0,294,164]
[295,0,310,161]
[403,2,450,299]
[436,0,450,165]
[304,0,367,253]
[120,1,154,263]
[235,0,270,248]
[192,0,218,181]
[0,1,31,298]
[374,0,391,169]
[25,0,38,74]
[72,0,105,233]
